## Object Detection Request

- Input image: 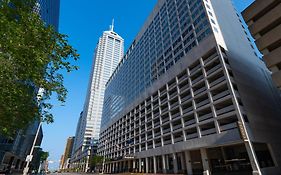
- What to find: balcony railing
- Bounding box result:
[212,90,230,101]
[182,106,193,114]
[179,84,189,93]
[186,132,198,140]
[154,121,160,126]
[174,137,184,143]
[169,91,178,99]
[163,139,172,145]
[162,128,171,134]
[204,55,218,65]
[170,102,179,109]
[147,134,153,140]
[216,105,235,116]
[209,76,225,87]
[196,99,209,108]
[160,90,167,97]
[181,94,192,102]
[185,118,196,126]
[154,132,161,137]
[178,75,188,83]
[173,124,182,131]
[193,87,206,96]
[190,64,201,74]
[206,64,221,75]
[154,142,162,147]
[220,122,237,132]
[161,108,169,113]
[171,112,181,119]
[169,82,177,89]
[198,113,213,122]
[201,128,216,136]
[192,75,204,84]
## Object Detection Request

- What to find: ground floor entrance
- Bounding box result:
[103,143,275,174]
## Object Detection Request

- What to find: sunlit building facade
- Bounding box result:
[98,0,281,174]
[71,25,124,172]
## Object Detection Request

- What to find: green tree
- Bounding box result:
[90,155,104,169]
[39,151,49,162]
[0,0,79,136]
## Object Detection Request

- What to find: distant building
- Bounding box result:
[60,136,75,170]
[59,155,64,170]
[242,0,281,90]
[98,0,281,175]
[71,22,124,172]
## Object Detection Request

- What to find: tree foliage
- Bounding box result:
[90,155,104,167]
[0,0,79,136]
[39,151,49,162]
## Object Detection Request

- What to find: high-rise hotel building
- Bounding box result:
[98,0,281,174]
[71,25,124,171]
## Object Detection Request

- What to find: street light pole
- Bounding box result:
[23,122,42,175]
[23,88,44,175]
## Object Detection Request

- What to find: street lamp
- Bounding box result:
[23,88,44,175]
[23,122,42,175]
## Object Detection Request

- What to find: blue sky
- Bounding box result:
[41,0,254,169]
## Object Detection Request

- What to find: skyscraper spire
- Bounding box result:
[110,19,114,31]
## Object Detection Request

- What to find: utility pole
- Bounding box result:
[23,122,42,175]
[23,88,44,175]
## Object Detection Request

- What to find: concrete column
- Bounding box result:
[107,164,109,173]
[139,158,142,173]
[145,157,149,173]
[133,159,136,172]
[128,160,131,172]
[172,153,178,174]
[184,151,193,175]
[200,148,210,175]
[162,155,167,173]
[108,163,111,173]
[180,153,185,172]
[153,156,157,174]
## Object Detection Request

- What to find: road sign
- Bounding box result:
[25,155,33,162]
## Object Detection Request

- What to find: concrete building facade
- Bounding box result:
[98,0,281,175]
[71,24,124,172]
[242,0,281,90]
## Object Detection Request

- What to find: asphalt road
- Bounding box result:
[49,173,99,175]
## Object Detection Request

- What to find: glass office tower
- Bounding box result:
[35,0,60,31]
[71,25,124,172]
[99,0,281,174]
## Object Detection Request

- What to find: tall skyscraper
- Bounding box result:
[242,0,281,90]
[71,23,124,172]
[98,0,281,175]
[35,0,60,31]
